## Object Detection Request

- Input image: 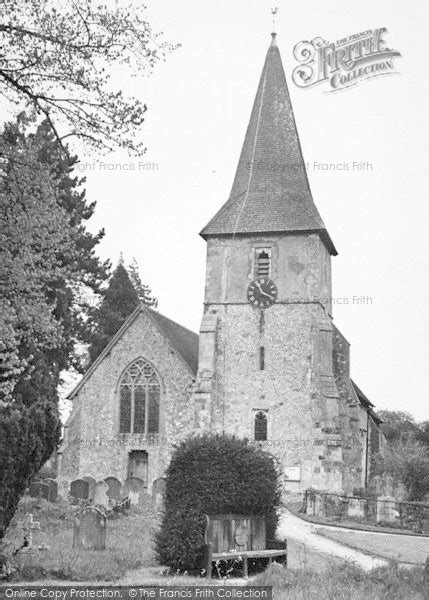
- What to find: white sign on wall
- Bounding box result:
[284,466,301,482]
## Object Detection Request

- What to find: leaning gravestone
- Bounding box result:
[123,477,144,505]
[29,481,50,501]
[82,477,96,501]
[73,506,106,550]
[93,480,109,509]
[70,479,89,504]
[104,477,121,503]
[151,477,166,509]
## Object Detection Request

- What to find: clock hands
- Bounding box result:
[255,281,276,300]
[247,278,277,308]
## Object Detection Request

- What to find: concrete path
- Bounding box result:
[278,509,387,570]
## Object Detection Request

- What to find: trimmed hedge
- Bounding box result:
[155,434,281,572]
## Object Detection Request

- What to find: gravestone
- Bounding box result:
[73,506,106,550]
[348,497,365,519]
[42,478,58,503]
[376,496,398,523]
[93,480,109,509]
[82,477,96,501]
[123,477,144,505]
[29,481,50,501]
[104,477,121,503]
[17,513,40,552]
[151,477,166,509]
[70,479,89,503]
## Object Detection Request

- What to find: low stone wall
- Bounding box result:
[304,489,429,534]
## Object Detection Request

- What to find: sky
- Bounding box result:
[3,0,429,420]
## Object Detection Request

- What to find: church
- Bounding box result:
[59,33,383,499]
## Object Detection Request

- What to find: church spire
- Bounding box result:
[200,34,337,255]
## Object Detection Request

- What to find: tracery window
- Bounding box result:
[119,358,160,434]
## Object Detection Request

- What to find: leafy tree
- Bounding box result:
[378,410,420,444]
[128,258,158,309]
[377,410,429,501]
[156,434,281,573]
[383,438,429,501]
[0,0,177,153]
[0,128,75,536]
[87,261,139,363]
[3,116,110,373]
[415,421,429,447]
[0,115,108,537]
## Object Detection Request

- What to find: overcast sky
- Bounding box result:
[5,0,428,420]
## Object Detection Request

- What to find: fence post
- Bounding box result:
[423,556,429,590]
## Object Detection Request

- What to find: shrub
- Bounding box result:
[0,398,60,540]
[155,433,281,572]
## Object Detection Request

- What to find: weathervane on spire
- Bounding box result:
[271,6,278,34]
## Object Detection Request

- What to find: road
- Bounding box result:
[278,509,388,570]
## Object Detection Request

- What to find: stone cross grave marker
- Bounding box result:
[73,506,106,550]
[18,513,40,552]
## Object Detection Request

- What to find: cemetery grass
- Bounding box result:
[314,527,429,565]
[253,561,427,600]
[2,496,158,581]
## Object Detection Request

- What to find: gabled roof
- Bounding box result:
[148,309,199,374]
[200,33,337,255]
[351,380,382,425]
[67,304,199,400]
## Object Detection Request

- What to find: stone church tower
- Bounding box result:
[193,33,381,493]
[59,33,382,500]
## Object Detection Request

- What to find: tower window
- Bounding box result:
[259,347,265,370]
[254,248,271,278]
[119,358,161,434]
[254,411,268,441]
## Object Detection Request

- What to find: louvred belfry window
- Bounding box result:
[255,248,271,278]
[119,358,160,434]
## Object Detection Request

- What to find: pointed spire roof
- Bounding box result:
[200,33,337,255]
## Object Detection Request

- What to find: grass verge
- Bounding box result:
[253,561,427,599]
[314,527,429,565]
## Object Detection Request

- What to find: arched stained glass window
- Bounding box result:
[119,358,160,434]
[254,411,268,441]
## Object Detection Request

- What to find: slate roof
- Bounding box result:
[351,380,382,425]
[148,309,199,374]
[67,304,199,400]
[200,34,337,255]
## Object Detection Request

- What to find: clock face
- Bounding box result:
[247,278,278,309]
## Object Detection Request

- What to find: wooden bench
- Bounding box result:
[203,514,287,578]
